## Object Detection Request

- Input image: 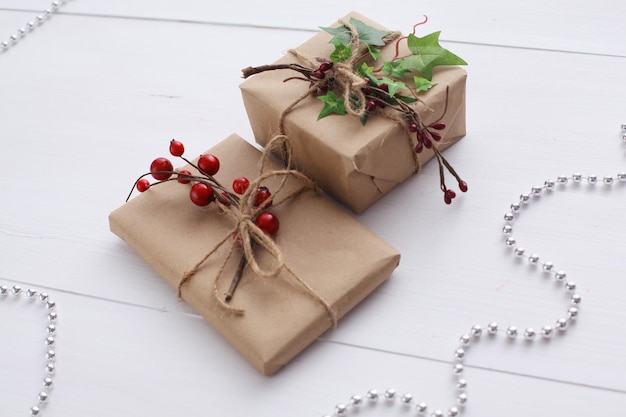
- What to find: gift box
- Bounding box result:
[240,11,467,213]
[109,133,400,375]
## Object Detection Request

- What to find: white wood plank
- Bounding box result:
[3,0,626,55]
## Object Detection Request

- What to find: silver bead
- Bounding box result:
[554,271,567,282]
[401,393,413,404]
[544,180,555,190]
[519,193,530,204]
[46,300,56,309]
[454,348,465,361]
[45,336,55,346]
[459,334,471,346]
[510,202,521,212]
[603,175,614,185]
[567,307,579,320]
[0,285,8,295]
[556,318,568,331]
[18,28,26,37]
[385,388,396,400]
[30,406,40,416]
[524,328,536,340]
[27,22,35,31]
[617,172,626,182]
[46,349,56,360]
[587,175,597,184]
[557,175,568,185]
[528,254,539,265]
[38,391,49,402]
[565,281,577,292]
[457,393,468,405]
[1,41,8,50]
[487,322,498,334]
[504,212,514,222]
[505,236,516,247]
[542,261,553,272]
[448,407,460,417]
[43,377,53,388]
[622,123,626,132]
[541,325,553,339]
[506,326,518,338]
[350,394,362,406]
[27,288,38,298]
[572,173,582,183]
[39,293,49,302]
[432,410,444,417]
[571,294,582,305]
[502,224,513,235]
[416,402,428,413]
[335,403,348,415]
[48,311,58,322]
[46,363,55,374]
[367,389,379,402]
[453,364,464,375]
[514,247,525,257]
[47,324,56,334]
[531,186,543,196]
[12,285,22,295]
[457,378,467,390]
[9,34,17,43]
[471,324,483,337]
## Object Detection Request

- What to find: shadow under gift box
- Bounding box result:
[240,11,467,214]
[109,134,400,375]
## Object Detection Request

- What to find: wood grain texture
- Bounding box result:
[1,1,625,416]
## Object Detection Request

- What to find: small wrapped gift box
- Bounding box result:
[240,11,467,213]
[109,133,400,375]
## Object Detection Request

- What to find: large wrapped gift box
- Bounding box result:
[109,133,400,375]
[240,11,467,213]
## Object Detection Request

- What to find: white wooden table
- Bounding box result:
[2,1,626,416]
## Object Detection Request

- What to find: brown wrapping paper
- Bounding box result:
[109,133,400,375]
[240,11,467,213]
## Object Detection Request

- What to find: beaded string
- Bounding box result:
[320,125,626,417]
[0,285,58,416]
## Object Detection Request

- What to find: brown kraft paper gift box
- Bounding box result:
[109,133,400,375]
[240,11,467,214]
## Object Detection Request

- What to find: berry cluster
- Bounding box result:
[129,139,280,236]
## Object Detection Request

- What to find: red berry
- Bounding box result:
[445,189,457,199]
[362,86,372,95]
[459,181,469,192]
[423,137,433,149]
[136,178,150,192]
[255,211,279,236]
[415,142,424,153]
[319,61,333,72]
[311,69,324,79]
[177,169,192,184]
[169,139,185,157]
[379,83,389,92]
[189,183,214,206]
[431,122,446,130]
[232,177,250,195]
[198,154,220,176]
[444,194,452,205]
[150,157,173,180]
[254,186,272,207]
[408,122,419,132]
[431,131,442,141]
[366,100,377,112]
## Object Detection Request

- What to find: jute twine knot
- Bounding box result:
[177,135,337,327]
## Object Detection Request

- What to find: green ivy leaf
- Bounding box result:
[380,77,407,97]
[413,76,438,92]
[329,38,352,63]
[321,18,391,47]
[400,32,467,80]
[381,60,409,79]
[317,91,346,120]
[395,94,418,104]
[350,18,391,46]
[367,44,382,60]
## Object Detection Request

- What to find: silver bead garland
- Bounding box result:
[0,1,68,54]
[1,284,58,416]
[320,125,626,417]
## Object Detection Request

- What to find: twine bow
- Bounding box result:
[177,136,337,327]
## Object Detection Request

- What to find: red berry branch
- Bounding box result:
[127,139,281,300]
